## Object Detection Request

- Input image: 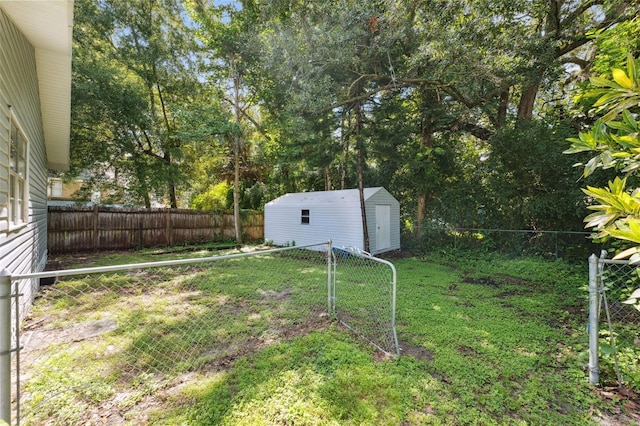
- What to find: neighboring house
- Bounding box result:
[47,177,93,206]
[47,173,172,208]
[264,187,401,255]
[47,165,186,208]
[0,1,73,301]
[47,171,110,206]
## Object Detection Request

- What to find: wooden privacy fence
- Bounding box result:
[48,206,264,253]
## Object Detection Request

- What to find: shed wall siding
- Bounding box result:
[265,187,400,254]
[265,204,364,249]
[0,10,48,308]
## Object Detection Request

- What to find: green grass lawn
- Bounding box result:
[18,246,639,425]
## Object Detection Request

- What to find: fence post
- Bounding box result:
[165,209,173,246]
[0,270,12,424]
[588,254,600,386]
[327,241,332,315]
[93,204,99,251]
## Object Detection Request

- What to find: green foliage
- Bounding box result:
[70,0,218,208]
[242,182,269,210]
[191,182,232,210]
[589,18,640,86]
[485,120,587,230]
[598,324,640,391]
[566,54,640,312]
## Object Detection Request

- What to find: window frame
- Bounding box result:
[8,112,29,228]
[301,209,310,225]
[49,178,63,198]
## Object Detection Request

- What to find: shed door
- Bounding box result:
[376,204,391,251]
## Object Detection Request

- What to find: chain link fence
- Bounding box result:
[415,227,598,261]
[330,247,398,357]
[2,242,398,425]
[588,253,640,390]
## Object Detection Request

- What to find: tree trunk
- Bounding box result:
[496,88,509,126]
[415,119,432,241]
[169,184,177,208]
[416,193,425,241]
[233,136,242,244]
[340,111,348,190]
[162,152,178,208]
[324,166,331,191]
[231,64,243,244]
[136,169,151,209]
[141,183,151,209]
[354,101,370,253]
[517,84,538,120]
[357,145,369,253]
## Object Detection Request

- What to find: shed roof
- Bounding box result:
[266,187,390,207]
[0,0,73,171]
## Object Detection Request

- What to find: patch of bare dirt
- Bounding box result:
[49,252,116,269]
[462,275,501,287]
[23,318,118,349]
[398,340,433,361]
[197,309,333,373]
[496,274,530,285]
[462,273,534,289]
[595,386,640,426]
[20,315,120,375]
[456,345,481,358]
[149,244,240,255]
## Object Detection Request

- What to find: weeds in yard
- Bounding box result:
[17,245,640,424]
[599,325,640,391]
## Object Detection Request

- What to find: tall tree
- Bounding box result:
[256,0,407,249]
[189,0,269,242]
[71,0,202,207]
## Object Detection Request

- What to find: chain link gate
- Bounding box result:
[329,247,399,357]
[588,252,640,387]
[1,242,398,425]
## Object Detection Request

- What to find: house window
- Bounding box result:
[9,117,28,226]
[49,179,63,198]
[301,209,310,224]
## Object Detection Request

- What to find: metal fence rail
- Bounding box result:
[0,242,398,425]
[588,253,640,387]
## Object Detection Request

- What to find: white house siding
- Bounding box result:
[0,9,49,313]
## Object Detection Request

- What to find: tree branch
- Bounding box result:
[559,0,606,30]
[141,130,163,160]
[555,1,633,58]
[451,121,493,141]
[155,78,172,135]
[320,82,410,113]
[562,55,591,69]
[224,97,270,139]
[338,73,498,114]
[440,84,499,110]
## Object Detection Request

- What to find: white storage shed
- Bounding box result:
[264,187,400,255]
